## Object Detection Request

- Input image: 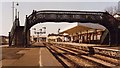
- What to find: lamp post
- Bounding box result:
[12,2,19,23]
[32,28,36,42]
[39,29,42,42]
[36,32,39,42]
[40,29,42,34]
[58,28,60,34]
[15,2,19,19]
[42,27,46,34]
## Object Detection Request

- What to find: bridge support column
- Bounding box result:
[9,32,12,47]
[108,28,120,46]
[13,26,25,47]
[23,30,30,47]
[118,29,120,45]
[27,30,30,46]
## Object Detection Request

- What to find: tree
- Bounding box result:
[104,6,118,15]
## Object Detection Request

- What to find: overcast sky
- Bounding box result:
[0,1,119,36]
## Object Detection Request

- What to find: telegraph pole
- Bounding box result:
[12,2,14,23]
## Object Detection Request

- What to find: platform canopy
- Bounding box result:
[60,23,105,35]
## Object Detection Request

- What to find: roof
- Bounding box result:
[60,23,105,34]
[48,33,63,37]
[0,36,9,39]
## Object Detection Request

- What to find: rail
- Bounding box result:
[44,42,119,67]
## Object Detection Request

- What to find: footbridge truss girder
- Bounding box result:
[9,10,120,46]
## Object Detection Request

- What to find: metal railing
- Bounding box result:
[9,18,20,46]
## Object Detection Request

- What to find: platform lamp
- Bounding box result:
[39,29,42,42]
[36,31,40,42]
[33,28,36,35]
[32,28,36,42]
[58,28,60,34]
[42,27,46,34]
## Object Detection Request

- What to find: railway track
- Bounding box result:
[44,42,119,68]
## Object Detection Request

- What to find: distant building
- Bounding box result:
[47,33,64,42]
[0,36,9,45]
[30,35,47,42]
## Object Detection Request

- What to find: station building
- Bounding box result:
[47,33,64,42]
[48,23,106,44]
[30,35,47,43]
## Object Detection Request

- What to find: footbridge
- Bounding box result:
[9,10,120,47]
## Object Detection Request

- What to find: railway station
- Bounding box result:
[1,2,120,68]
[48,23,106,44]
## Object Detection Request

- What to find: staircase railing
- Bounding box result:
[9,18,20,46]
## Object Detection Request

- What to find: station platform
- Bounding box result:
[2,43,62,67]
[54,42,120,50]
[52,42,120,58]
[54,42,108,46]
